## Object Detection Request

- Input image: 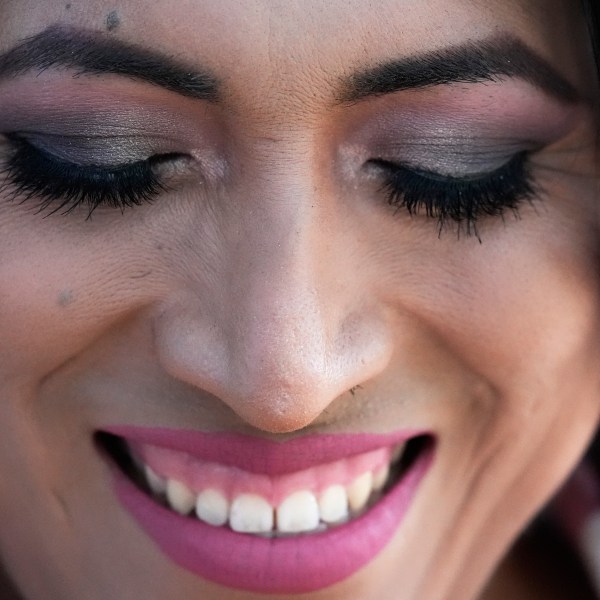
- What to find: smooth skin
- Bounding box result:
[0,1,598,599]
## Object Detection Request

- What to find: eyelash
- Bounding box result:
[1,136,536,233]
[373,152,536,236]
[1,135,172,217]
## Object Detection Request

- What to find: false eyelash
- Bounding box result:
[373,151,537,237]
[0,135,172,218]
[0,134,537,236]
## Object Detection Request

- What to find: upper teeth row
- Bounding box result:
[143,448,401,535]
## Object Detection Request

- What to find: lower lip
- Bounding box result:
[109,437,434,595]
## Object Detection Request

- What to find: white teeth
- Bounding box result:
[195,489,229,527]
[347,472,373,513]
[140,444,406,533]
[318,485,349,524]
[166,479,196,515]
[277,490,320,533]
[230,494,274,533]
[144,465,167,495]
[373,464,390,491]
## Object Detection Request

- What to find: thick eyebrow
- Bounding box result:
[0,25,219,101]
[0,27,580,107]
[339,36,581,105]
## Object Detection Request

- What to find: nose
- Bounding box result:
[153,165,393,433]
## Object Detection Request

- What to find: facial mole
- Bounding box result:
[65,3,71,9]
[58,290,75,307]
[105,10,121,32]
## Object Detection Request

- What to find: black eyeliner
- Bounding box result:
[0,135,170,218]
[373,151,536,238]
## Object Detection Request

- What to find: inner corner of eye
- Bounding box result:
[150,152,193,175]
[366,157,398,171]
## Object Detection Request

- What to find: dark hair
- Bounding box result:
[583,0,600,86]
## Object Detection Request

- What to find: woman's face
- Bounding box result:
[0,1,598,599]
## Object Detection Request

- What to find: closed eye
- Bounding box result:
[371,151,536,238]
[0,135,182,218]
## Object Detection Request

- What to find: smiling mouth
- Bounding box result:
[98,431,430,538]
[98,426,434,594]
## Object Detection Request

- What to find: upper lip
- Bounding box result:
[102,425,426,476]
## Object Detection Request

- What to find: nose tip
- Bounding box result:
[235,388,327,434]
[226,318,333,432]
[154,297,393,434]
[221,307,393,433]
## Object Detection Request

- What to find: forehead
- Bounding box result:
[0,0,587,106]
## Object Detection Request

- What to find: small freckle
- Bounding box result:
[58,290,75,307]
[65,2,71,8]
[105,10,121,32]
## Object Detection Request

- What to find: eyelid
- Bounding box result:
[369,157,508,183]
[0,133,172,217]
[371,132,546,176]
[5,131,176,167]
[369,150,536,239]
[368,153,521,181]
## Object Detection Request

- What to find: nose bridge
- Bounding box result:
[216,154,376,432]
[229,135,334,346]
[227,194,330,401]
[155,141,393,434]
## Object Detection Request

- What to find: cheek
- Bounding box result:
[398,222,600,394]
[371,199,600,461]
[442,228,600,489]
[0,215,152,379]
[0,254,82,375]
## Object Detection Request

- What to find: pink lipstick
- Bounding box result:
[101,426,434,594]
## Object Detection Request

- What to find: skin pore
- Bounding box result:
[0,1,598,599]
